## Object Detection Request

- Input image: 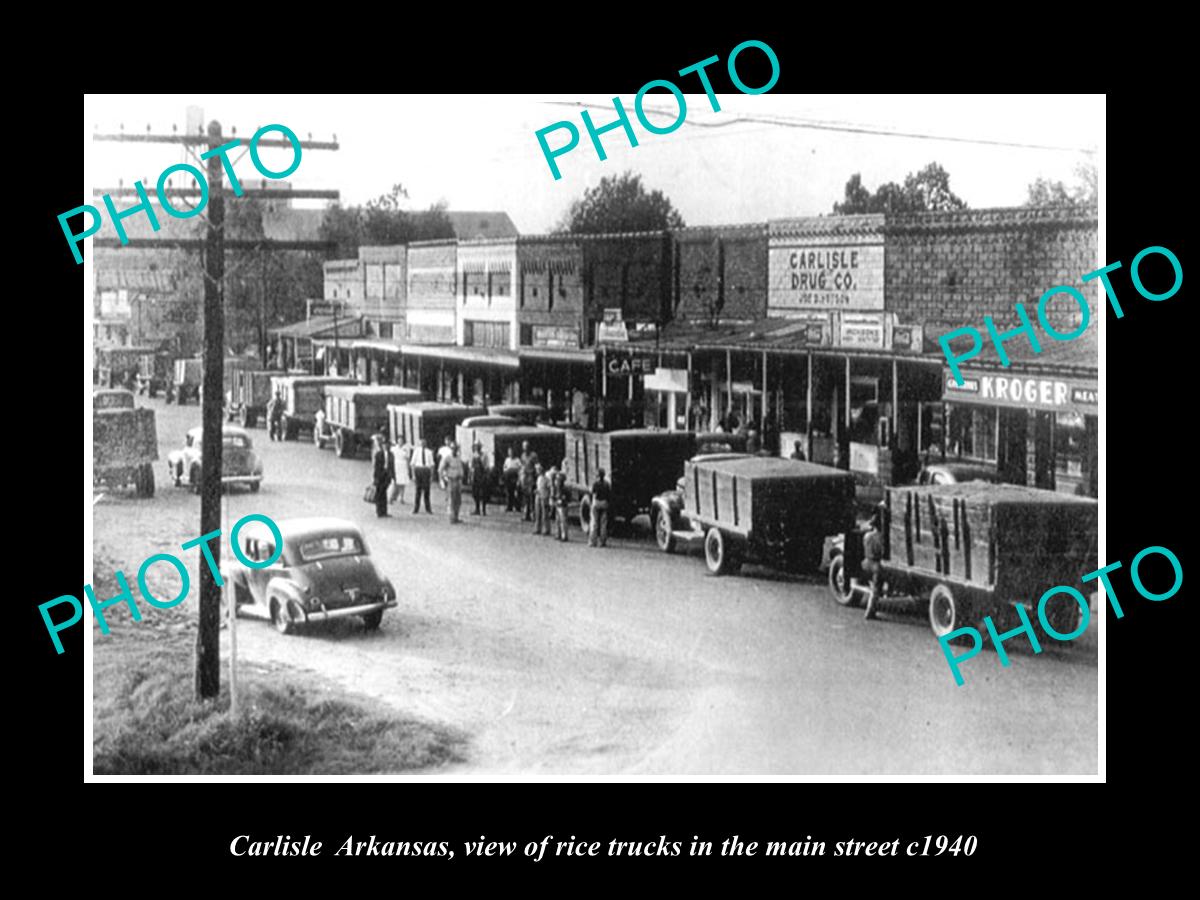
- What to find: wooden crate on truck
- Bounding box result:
[829,481,1098,638]
[324,385,424,459]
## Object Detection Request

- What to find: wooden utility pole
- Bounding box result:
[93,120,338,700]
[196,119,226,698]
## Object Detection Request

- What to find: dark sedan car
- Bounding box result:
[223,517,398,634]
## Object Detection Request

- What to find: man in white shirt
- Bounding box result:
[410,438,435,514]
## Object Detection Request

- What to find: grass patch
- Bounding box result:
[92,579,467,774]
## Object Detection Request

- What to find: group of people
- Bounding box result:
[369,434,612,546]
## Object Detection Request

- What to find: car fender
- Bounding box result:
[266,577,306,616]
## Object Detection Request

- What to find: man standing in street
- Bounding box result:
[502,446,522,512]
[588,468,612,548]
[552,465,570,542]
[371,434,396,518]
[439,442,467,524]
[521,445,539,523]
[410,437,435,514]
[532,464,550,536]
[469,442,491,516]
[267,390,284,441]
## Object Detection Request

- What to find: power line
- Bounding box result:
[539,101,1097,154]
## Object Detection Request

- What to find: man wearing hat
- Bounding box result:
[862,502,887,620]
[469,442,491,516]
[371,433,396,518]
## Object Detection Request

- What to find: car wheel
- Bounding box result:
[189,464,201,494]
[578,493,592,529]
[653,507,676,554]
[929,583,975,638]
[704,528,740,576]
[361,609,384,631]
[271,598,297,636]
[137,463,155,498]
[249,480,261,493]
[827,553,859,607]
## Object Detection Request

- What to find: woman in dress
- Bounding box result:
[392,436,413,505]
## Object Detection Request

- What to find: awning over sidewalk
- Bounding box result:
[518,347,596,366]
[398,343,521,369]
[268,315,365,340]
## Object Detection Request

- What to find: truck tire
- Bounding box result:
[929,583,975,638]
[705,528,741,576]
[335,429,355,458]
[794,536,825,574]
[828,553,859,607]
[1042,594,1085,637]
[362,609,384,631]
[653,507,676,554]
[578,493,592,529]
[136,463,155,498]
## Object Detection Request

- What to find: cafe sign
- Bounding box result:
[943,367,1098,415]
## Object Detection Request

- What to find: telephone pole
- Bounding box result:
[93,119,338,699]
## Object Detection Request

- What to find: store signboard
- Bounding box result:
[532,325,579,348]
[645,367,689,393]
[943,367,1098,416]
[769,240,885,311]
[597,308,628,342]
[838,312,886,349]
[767,312,832,346]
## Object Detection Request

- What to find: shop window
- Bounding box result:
[1054,411,1087,481]
[948,405,997,462]
[520,324,534,346]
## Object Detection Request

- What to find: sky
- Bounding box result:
[84,94,1104,235]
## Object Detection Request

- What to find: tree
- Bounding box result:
[833,162,967,214]
[319,183,455,257]
[224,197,322,357]
[558,172,685,234]
[1025,160,1098,207]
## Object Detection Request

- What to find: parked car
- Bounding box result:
[166,424,263,492]
[222,517,397,634]
[916,461,1002,486]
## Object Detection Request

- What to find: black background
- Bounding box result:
[20,21,1189,886]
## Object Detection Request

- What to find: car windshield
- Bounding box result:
[297,534,364,561]
[223,434,250,448]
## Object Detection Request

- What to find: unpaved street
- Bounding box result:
[92,395,1098,775]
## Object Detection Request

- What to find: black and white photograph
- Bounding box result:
[82,91,1104,779]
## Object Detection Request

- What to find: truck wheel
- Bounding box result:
[828,553,860,607]
[578,494,592,529]
[249,480,261,493]
[362,609,384,631]
[283,416,298,440]
[335,429,354,459]
[653,507,676,554]
[189,464,201,494]
[1043,594,1085,637]
[270,598,297,636]
[705,528,741,576]
[929,583,975,638]
[136,463,155,498]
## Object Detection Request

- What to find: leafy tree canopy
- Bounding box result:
[833,162,967,214]
[558,172,685,234]
[319,183,455,256]
[1025,161,1097,207]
